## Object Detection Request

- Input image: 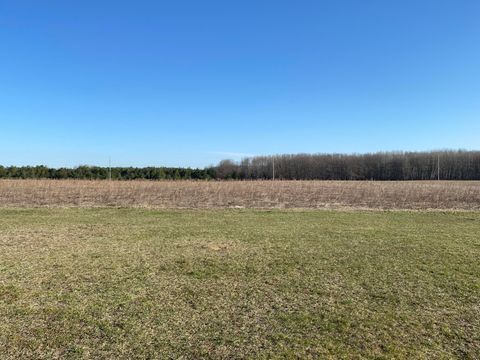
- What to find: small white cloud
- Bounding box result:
[210,151,255,158]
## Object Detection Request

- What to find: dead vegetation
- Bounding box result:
[0,179,479,210]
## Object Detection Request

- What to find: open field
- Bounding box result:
[1,208,479,358]
[1,179,480,210]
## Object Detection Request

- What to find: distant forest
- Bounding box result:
[215,150,480,180]
[0,166,215,180]
[1,150,479,181]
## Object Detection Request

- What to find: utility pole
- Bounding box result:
[108,157,112,181]
[437,153,440,181]
[272,157,275,180]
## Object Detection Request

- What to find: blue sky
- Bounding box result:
[1,0,479,168]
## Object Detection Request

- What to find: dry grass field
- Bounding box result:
[1,180,479,358]
[1,179,479,210]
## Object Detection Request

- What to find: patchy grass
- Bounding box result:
[0,209,479,359]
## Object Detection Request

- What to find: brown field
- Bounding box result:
[0,179,479,210]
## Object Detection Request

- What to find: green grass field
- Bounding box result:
[1,209,479,359]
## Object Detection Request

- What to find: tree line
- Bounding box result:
[215,150,480,180]
[2,150,479,181]
[0,165,215,180]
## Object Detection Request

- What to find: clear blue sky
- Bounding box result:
[1,0,479,168]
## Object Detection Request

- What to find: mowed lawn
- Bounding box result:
[1,209,479,359]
